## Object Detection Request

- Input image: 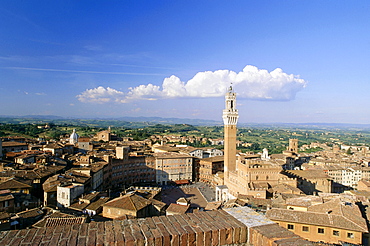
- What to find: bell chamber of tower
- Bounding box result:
[222,86,239,126]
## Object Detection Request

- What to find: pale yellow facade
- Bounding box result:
[274,220,363,245]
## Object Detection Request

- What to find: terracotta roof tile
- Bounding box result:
[44,217,86,227]
[0,208,315,246]
[166,203,189,214]
[85,197,109,211]
[103,193,150,211]
[0,179,32,190]
[266,208,368,232]
[0,193,14,202]
[68,201,89,211]
[0,212,11,220]
[2,142,28,147]
[16,208,43,219]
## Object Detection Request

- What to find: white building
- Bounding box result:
[57,183,84,208]
[325,166,363,189]
[69,129,79,145]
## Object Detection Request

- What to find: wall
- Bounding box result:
[57,184,84,208]
[274,220,362,245]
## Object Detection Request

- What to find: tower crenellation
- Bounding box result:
[222,86,239,126]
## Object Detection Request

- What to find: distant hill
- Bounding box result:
[237,122,370,130]
[1,115,370,130]
[0,115,222,127]
[103,116,222,125]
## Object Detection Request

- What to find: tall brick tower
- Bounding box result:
[222,86,239,180]
[288,139,298,153]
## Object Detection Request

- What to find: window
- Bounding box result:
[347,232,354,239]
[302,226,309,232]
[318,228,325,234]
[333,230,339,236]
[287,224,294,230]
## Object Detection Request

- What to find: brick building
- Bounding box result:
[198,156,224,184]
[110,153,156,188]
[283,169,333,195]
[102,193,152,219]
[153,152,193,185]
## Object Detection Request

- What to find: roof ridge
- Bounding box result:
[338,200,344,216]
[327,213,333,225]
[129,194,137,210]
[341,215,369,232]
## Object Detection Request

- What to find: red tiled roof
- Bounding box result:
[166,203,189,214]
[2,142,28,147]
[44,217,86,227]
[103,193,151,211]
[68,201,89,211]
[85,197,110,211]
[0,209,315,245]
[0,179,32,190]
[16,208,43,219]
[266,208,368,233]
[0,212,11,220]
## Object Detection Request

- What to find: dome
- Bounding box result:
[69,129,79,144]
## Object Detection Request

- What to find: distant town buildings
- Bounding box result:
[2,95,370,245]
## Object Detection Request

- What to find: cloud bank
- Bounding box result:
[77,87,125,103]
[77,65,307,103]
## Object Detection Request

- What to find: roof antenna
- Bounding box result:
[229,82,233,91]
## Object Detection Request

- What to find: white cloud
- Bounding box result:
[234,66,307,100]
[77,65,307,103]
[77,86,125,103]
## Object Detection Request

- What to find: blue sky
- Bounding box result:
[1,1,370,124]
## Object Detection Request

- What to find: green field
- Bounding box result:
[1,117,370,154]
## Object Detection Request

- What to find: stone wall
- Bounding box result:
[0,209,314,246]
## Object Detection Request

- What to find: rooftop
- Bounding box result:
[285,169,331,179]
[0,179,32,190]
[266,207,368,233]
[0,207,314,245]
[16,208,43,219]
[0,209,249,246]
[2,142,28,147]
[103,193,151,211]
[166,203,190,214]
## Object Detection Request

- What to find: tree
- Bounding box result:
[346,147,353,155]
